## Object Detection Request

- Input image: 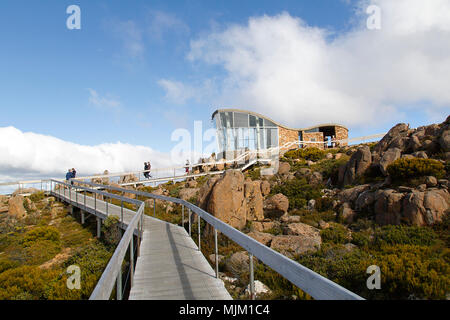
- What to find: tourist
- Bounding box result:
[143,162,150,179]
[65,169,72,182]
[72,168,76,178]
[331,135,336,148]
[185,160,190,175]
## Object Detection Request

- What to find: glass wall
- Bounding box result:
[213,111,279,153]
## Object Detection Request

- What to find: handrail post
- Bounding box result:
[214,228,219,278]
[182,205,184,228]
[153,199,156,217]
[106,196,109,216]
[198,216,201,251]
[117,270,122,300]
[84,190,86,211]
[130,236,134,288]
[121,200,124,225]
[249,253,255,300]
[188,209,191,236]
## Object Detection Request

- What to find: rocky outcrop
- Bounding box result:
[179,188,199,201]
[260,180,271,197]
[403,189,450,226]
[263,193,289,219]
[206,170,247,230]
[378,148,401,175]
[244,180,264,221]
[8,195,27,219]
[270,234,321,258]
[118,174,139,184]
[247,231,274,246]
[338,146,372,186]
[374,189,404,225]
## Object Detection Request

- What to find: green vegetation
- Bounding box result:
[387,158,445,183]
[271,177,322,210]
[283,147,326,162]
[320,223,351,244]
[0,195,115,300]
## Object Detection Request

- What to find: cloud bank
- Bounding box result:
[161,0,450,128]
[0,127,173,181]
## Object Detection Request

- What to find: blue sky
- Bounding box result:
[0,0,449,180]
[0,0,357,148]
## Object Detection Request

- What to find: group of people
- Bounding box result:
[65,168,77,185]
[324,135,337,149]
[143,162,152,179]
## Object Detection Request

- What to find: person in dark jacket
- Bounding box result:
[66,169,72,181]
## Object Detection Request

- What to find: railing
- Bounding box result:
[50,179,145,300]
[0,132,386,195]
[73,179,364,300]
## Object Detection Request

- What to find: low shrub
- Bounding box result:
[29,191,45,202]
[387,158,445,183]
[283,147,325,162]
[320,224,350,244]
[22,226,60,247]
[373,225,438,247]
[101,215,121,247]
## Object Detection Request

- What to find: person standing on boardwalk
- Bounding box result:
[66,169,72,182]
[143,162,150,179]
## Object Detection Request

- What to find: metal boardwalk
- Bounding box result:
[52,187,231,300]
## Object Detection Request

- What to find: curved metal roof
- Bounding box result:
[211,108,348,132]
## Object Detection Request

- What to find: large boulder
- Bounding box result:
[197,176,221,209]
[283,222,321,241]
[338,184,371,205]
[278,162,291,175]
[179,188,199,201]
[225,251,256,278]
[378,147,402,175]
[270,234,321,258]
[251,221,280,232]
[439,129,450,152]
[8,195,27,219]
[244,181,264,221]
[403,189,450,226]
[263,193,289,219]
[206,170,247,230]
[374,189,404,225]
[338,146,372,186]
[247,231,274,246]
[260,180,271,197]
[373,123,409,154]
[118,174,139,184]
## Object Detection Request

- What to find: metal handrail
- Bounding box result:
[0,132,386,190]
[89,202,145,300]
[73,179,364,300]
[50,179,144,300]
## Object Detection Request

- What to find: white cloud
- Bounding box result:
[88,88,121,111]
[163,0,450,128]
[109,20,145,59]
[0,127,173,181]
[147,10,190,40]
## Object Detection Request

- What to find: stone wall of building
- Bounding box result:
[302,132,325,149]
[335,126,349,147]
[278,126,299,153]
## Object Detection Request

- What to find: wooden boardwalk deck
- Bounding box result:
[52,188,232,300]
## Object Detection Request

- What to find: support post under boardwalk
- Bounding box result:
[81,211,85,225]
[96,217,101,238]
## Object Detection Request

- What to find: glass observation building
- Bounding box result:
[212,108,349,159]
[212,109,279,154]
